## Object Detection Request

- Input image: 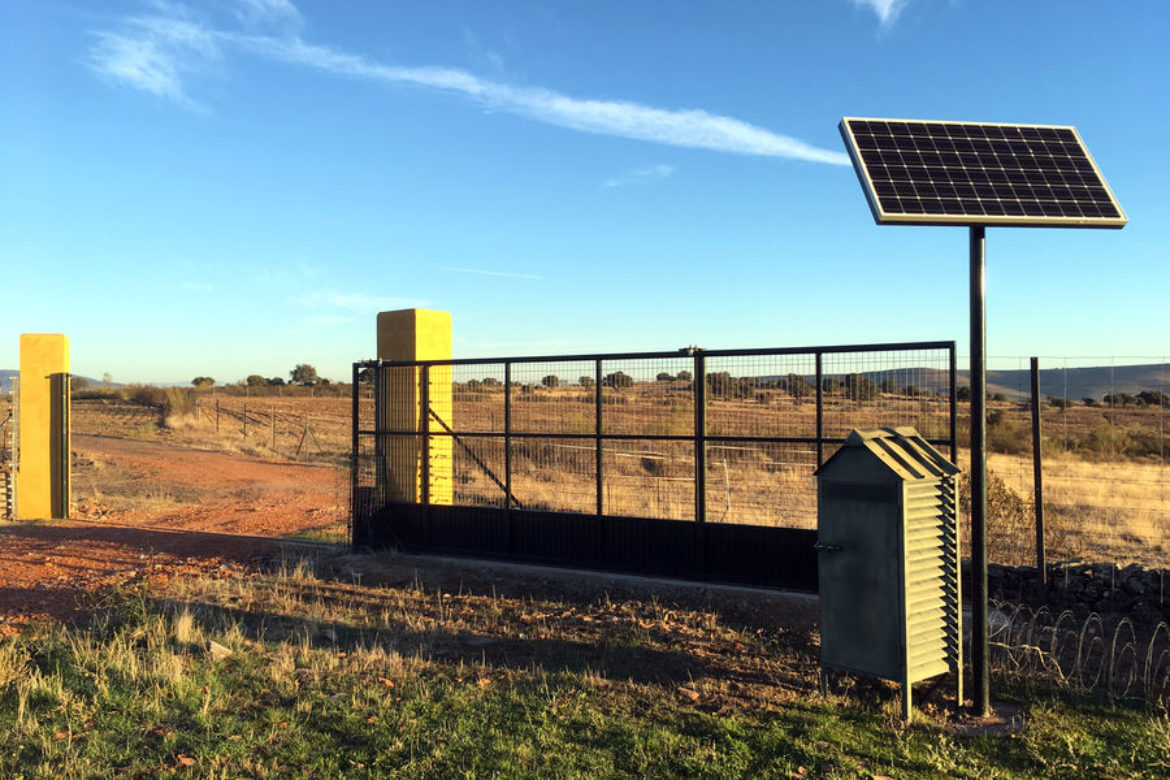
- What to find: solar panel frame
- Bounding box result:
[839,117,1127,228]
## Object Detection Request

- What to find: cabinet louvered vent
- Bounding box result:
[815,426,961,721]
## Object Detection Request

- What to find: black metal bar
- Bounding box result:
[420,364,430,507]
[429,408,521,508]
[373,365,384,509]
[1030,357,1046,585]
[815,353,825,466]
[504,362,512,514]
[970,225,990,717]
[361,340,959,369]
[356,428,953,449]
[595,358,603,517]
[351,362,360,546]
[949,342,959,463]
[694,350,706,524]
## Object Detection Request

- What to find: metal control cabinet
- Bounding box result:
[815,426,961,720]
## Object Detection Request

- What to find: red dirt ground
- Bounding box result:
[1,435,346,637]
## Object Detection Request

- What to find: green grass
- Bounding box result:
[1,559,1167,778]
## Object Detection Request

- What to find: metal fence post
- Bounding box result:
[694,350,706,524]
[351,362,360,547]
[504,362,512,510]
[949,343,959,463]
[1030,357,1046,584]
[595,359,604,517]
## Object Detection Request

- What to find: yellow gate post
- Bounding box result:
[17,334,70,520]
[376,310,452,505]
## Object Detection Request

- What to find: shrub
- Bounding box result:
[602,371,633,389]
[987,410,1031,455]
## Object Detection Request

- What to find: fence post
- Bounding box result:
[949,342,959,463]
[815,353,825,466]
[351,362,360,546]
[1030,357,1046,584]
[504,363,512,513]
[694,350,706,524]
[215,399,220,434]
[271,405,276,452]
[243,402,248,439]
[595,359,603,517]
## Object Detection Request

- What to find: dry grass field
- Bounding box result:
[69,382,1169,568]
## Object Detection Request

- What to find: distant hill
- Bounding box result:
[957,363,1170,402]
[754,362,1168,403]
[0,370,107,394]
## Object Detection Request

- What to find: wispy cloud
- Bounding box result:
[851,0,908,27]
[602,163,675,189]
[88,1,850,165]
[292,289,430,311]
[234,0,303,32]
[446,267,543,280]
[180,280,215,292]
[88,11,220,110]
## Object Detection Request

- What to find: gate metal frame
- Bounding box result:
[352,340,956,590]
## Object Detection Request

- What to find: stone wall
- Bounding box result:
[971,560,1170,625]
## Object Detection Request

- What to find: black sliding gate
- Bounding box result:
[352,341,956,591]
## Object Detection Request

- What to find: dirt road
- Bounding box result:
[0,435,347,636]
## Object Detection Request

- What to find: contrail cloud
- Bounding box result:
[89,2,850,165]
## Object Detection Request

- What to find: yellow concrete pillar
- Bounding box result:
[17,334,70,520]
[376,310,452,504]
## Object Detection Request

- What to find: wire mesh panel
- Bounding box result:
[820,348,954,451]
[354,342,957,560]
[511,436,597,514]
[952,358,1170,570]
[705,442,819,528]
[451,363,506,434]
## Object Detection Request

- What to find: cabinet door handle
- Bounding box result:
[813,542,843,553]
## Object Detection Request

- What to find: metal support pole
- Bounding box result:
[949,342,959,463]
[970,225,990,716]
[351,362,360,545]
[1030,357,1047,585]
[504,363,512,510]
[693,351,707,524]
[595,359,603,516]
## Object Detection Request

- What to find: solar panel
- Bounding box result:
[839,118,1127,228]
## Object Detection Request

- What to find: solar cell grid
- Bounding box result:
[840,117,1126,227]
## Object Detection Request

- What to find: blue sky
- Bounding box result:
[2,0,1167,384]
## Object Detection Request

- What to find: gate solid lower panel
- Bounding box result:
[367,503,818,591]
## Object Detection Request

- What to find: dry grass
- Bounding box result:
[76,388,1169,565]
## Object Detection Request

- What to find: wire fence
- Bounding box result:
[353,342,957,534]
[973,357,1169,570]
